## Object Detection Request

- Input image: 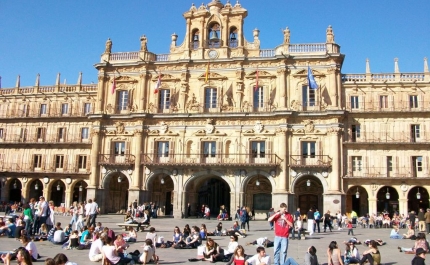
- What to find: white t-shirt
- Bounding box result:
[224,241,238,255]
[89,238,103,258]
[85,203,92,216]
[26,241,38,260]
[246,254,271,265]
[139,245,155,263]
[256,238,267,247]
[39,201,47,217]
[102,245,120,264]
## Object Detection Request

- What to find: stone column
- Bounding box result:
[65,190,72,208]
[132,130,142,189]
[277,69,287,109]
[234,81,243,111]
[87,128,102,203]
[328,67,338,108]
[328,127,341,192]
[95,76,106,114]
[368,198,377,215]
[398,198,408,216]
[276,128,288,192]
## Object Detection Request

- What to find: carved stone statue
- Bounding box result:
[326,25,335,43]
[186,93,200,111]
[283,27,290,44]
[105,38,112,53]
[140,35,148,51]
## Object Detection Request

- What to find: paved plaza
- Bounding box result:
[0,212,420,264]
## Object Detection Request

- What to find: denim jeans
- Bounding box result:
[283,257,299,265]
[273,236,289,265]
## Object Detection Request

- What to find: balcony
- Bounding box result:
[0,134,92,144]
[344,131,430,144]
[290,155,332,168]
[0,163,90,174]
[140,153,282,167]
[345,101,429,112]
[0,106,94,119]
[343,167,426,179]
[342,73,426,83]
[98,154,135,165]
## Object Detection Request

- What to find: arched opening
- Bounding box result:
[346,186,369,216]
[191,28,199,50]
[106,173,129,213]
[28,179,43,201]
[229,26,238,48]
[149,174,174,217]
[9,179,22,202]
[208,23,221,48]
[377,186,399,215]
[244,175,272,219]
[293,176,323,216]
[72,180,88,204]
[408,186,429,212]
[50,180,65,206]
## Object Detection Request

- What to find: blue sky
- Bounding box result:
[1,0,429,88]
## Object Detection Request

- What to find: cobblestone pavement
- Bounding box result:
[0,213,417,264]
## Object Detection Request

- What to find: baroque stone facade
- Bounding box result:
[0,0,429,218]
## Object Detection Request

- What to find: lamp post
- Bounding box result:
[13,180,17,189]
[118,176,122,183]
[161,178,165,185]
[35,182,39,190]
[417,188,421,200]
[256,177,260,186]
[79,182,83,192]
[385,188,390,200]
[306,179,311,187]
[57,182,61,191]
[355,187,360,199]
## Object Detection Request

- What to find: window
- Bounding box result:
[0,128,3,139]
[352,156,362,171]
[253,87,264,109]
[78,155,87,169]
[117,91,129,111]
[81,128,89,140]
[36,128,45,140]
[411,125,420,142]
[387,156,393,172]
[19,104,28,117]
[251,141,266,158]
[55,155,64,169]
[204,88,217,109]
[84,103,91,115]
[229,29,238,48]
[301,141,316,158]
[157,141,169,157]
[58,128,65,141]
[159,90,171,110]
[61,103,69,115]
[410,95,418,108]
[40,104,47,115]
[412,156,423,173]
[33,155,42,168]
[379,95,388,109]
[350,96,359,109]
[302,85,315,107]
[203,141,216,157]
[351,125,360,142]
[114,142,126,155]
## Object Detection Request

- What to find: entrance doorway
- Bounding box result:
[9,179,22,202]
[293,177,323,215]
[408,186,429,213]
[106,173,129,213]
[299,194,318,214]
[197,178,230,218]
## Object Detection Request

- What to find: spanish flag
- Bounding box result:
[205,61,210,83]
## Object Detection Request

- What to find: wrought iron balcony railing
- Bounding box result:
[345,101,429,112]
[140,153,281,167]
[0,163,90,174]
[344,131,430,143]
[0,134,91,144]
[290,155,332,168]
[98,154,136,165]
[343,167,427,178]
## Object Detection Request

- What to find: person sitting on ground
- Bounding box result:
[34,223,48,241]
[245,246,270,265]
[410,248,426,265]
[20,236,39,262]
[359,240,381,265]
[398,232,429,253]
[146,227,158,245]
[53,253,78,265]
[327,241,344,265]
[138,239,159,265]
[114,234,129,258]
[51,222,68,245]
[403,224,416,239]
[246,237,274,248]
[211,222,223,236]
[89,232,106,262]
[65,230,80,249]
[227,221,245,237]
[183,224,191,239]
[79,226,93,247]
[223,235,239,261]
[124,227,137,242]
[1,248,33,265]
[101,237,132,265]
[64,224,72,237]
[225,245,246,265]
[203,238,224,262]
[94,222,104,233]
[168,226,184,249]
[344,241,360,264]
[283,245,319,265]
[200,224,208,240]
[185,226,202,248]
[0,219,7,237]
[3,218,16,238]
[390,225,402,239]
[14,219,26,239]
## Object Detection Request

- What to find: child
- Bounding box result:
[64,224,72,237]
[66,230,80,249]
[347,220,354,236]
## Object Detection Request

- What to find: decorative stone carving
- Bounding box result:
[105,104,114,114]
[140,35,148,51]
[303,120,315,133]
[290,100,300,111]
[186,93,200,111]
[283,27,290,44]
[254,121,264,133]
[326,25,335,43]
[105,38,112,53]
[205,119,215,134]
[115,122,125,134]
[160,121,168,134]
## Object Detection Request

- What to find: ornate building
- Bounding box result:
[0,0,429,218]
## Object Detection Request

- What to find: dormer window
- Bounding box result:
[229,28,238,48]
[208,23,221,48]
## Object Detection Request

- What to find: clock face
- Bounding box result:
[208,50,218,59]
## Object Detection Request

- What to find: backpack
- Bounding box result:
[46,206,51,216]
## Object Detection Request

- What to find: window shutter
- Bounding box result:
[75,155,80,172]
[86,155,91,171]
[169,140,175,163]
[148,140,154,163]
[196,140,201,163]
[64,155,68,170]
[362,124,366,141]
[266,139,272,163]
[347,156,352,176]
[216,140,222,162]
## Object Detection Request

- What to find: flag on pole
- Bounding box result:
[154,73,161,94]
[307,66,318,89]
[205,61,210,83]
[254,67,259,92]
[111,76,116,94]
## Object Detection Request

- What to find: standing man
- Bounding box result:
[89,199,99,227]
[38,196,49,230]
[409,210,417,230]
[307,208,315,236]
[323,210,333,232]
[268,202,294,265]
[85,199,93,227]
[313,209,321,233]
[187,203,191,218]
[132,199,138,218]
[424,208,430,234]
[418,208,425,232]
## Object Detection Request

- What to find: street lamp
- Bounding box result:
[118,176,122,183]
[355,187,360,199]
[256,177,260,186]
[161,178,165,184]
[35,182,39,190]
[417,188,421,199]
[13,180,17,189]
[385,188,390,200]
[306,179,311,187]
[79,182,83,192]
[57,182,61,191]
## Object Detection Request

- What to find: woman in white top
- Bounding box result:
[21,236,38,261]
[139,239,159,265]
[75,202,84,231]
[223,235,239,260]
[146,227,157,244]
[102,237,132,265]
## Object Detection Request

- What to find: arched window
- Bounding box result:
[191,29,199,50]
[208,23,221,48]
[229,27,238,48]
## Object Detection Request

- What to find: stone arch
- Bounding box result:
[101,169,132,189]
[144,168,178,190]
[184,169,234,192]
[240,170,275,193]
[290,171,329,194]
